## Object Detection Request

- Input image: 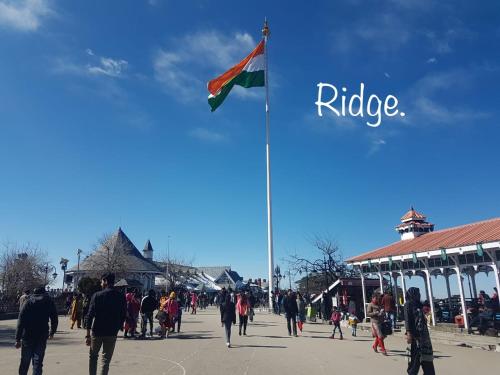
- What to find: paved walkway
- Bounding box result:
[1,307,498,374]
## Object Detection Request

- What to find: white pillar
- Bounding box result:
[360,268,367,321]
[422,274,430,301]
[454,266,469,330]
[393,273,400,320]
[378,271,384,293]
[470,270,478,298]
[399,270,407,304]
[424,269,436,326]
[492,263,500,305]
[392,273,399,303]
[445,272,453,311]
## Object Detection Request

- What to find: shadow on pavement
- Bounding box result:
[230,344,287,349]
[174,334,220,340]
[0,325,16,347]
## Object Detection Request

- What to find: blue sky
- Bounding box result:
[1,0,499,296]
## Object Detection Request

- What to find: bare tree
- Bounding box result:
[0,242,53,298]
[287,235,353,293]
[158,254,195,291]
[83,232,130,278]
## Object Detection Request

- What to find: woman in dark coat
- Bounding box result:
[221,294,236,348]
[404,287,435,375]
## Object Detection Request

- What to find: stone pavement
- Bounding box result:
[1,307,498,374]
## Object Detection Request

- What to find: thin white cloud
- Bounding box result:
[88,57,128,77]
[368,138,387,156]
[53,50,128,79]
[384,72,391,78]
[397,67,493,127]
[330,4,475,56]
[331,13,411,54]
[153,50,201,100]
[153,30,260,102]
[0,0,53,32]
[426,57,437,64]
[189,127,229,143]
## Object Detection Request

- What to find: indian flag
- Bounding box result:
[207,40,265,112]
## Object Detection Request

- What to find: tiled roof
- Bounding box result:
[347,217,500,263]
[197,266,231,280]
[401,207,426,222]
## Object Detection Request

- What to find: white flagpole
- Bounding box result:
[262,19,274,312]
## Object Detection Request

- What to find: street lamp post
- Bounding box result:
[77,249,83,272]
[166,235,171,291]
[60,258,69,291]
[76,249,83,290]
[273,265,282,292]
[43,264,57,290]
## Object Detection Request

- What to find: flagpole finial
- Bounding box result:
[262,18,270,38]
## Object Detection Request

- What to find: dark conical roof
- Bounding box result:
[72,228,162,273]
[143,239,154,252]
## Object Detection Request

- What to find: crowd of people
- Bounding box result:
[14,270,500,375]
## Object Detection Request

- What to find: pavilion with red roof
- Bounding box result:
[346,208,500,330]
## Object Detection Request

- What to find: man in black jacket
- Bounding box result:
[85,273,126,375]
[139,289,157,338]
[404,287,435,375]
[15,286,58,375]
[283,289,298,337]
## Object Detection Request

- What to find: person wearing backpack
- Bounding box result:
[404,287,435,375]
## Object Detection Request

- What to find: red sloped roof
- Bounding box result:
[347,217,500,263]
[401,208,426,222]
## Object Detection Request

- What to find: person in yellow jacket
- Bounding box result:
[70,293,83,329]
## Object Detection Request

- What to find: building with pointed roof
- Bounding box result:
[67,228,163,291]
[143,239,154,260]
[67,228,247,293]
[396,207,434,240]
[214,269,243,289]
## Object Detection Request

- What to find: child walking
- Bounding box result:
[349,314,359,337]
[330,307,343,340]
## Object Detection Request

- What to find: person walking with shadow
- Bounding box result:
[15,286,58,375]
[404,287,435,375]
[140,289,157,338]
[85,273,127,375]
[367,293,387,355]
[221,294,236,348]
[236,292,249,336]
[330,306,343,340]
[284,289,298,337]
[296,292,306,334]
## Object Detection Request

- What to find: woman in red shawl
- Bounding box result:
[160,292,179,337]
[124,291,140,338]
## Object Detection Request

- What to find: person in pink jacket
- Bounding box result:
[163,292,179,336]
[236,293,249,336]
[191,292,198,315]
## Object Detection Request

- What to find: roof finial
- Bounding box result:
[262,18,270,38]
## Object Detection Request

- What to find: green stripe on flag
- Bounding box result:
[208,70,265,112]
